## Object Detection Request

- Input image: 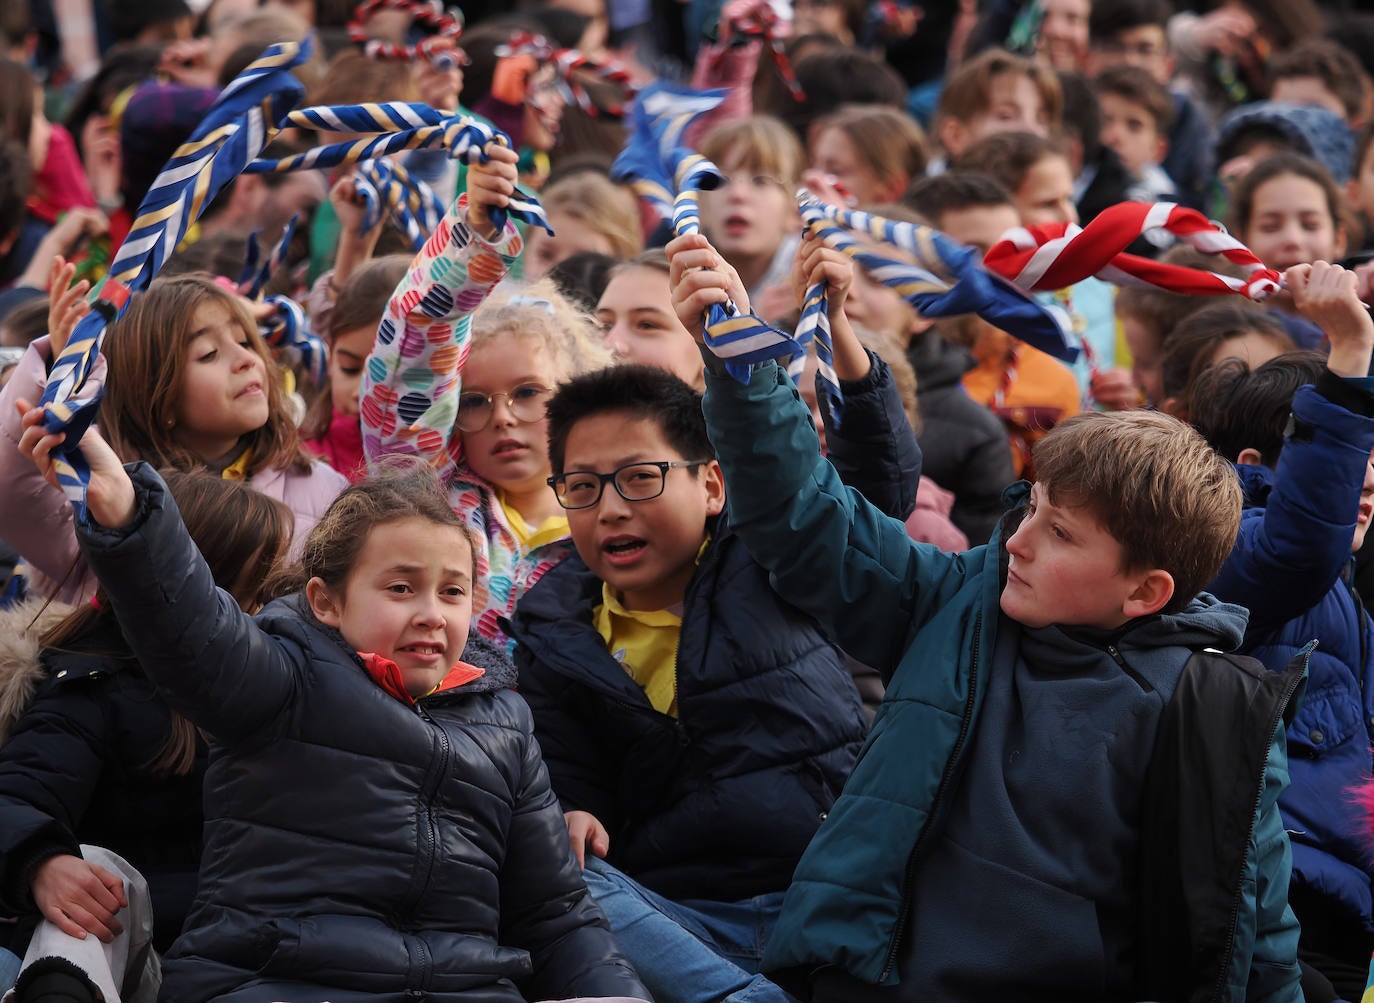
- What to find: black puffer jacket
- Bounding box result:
[79,464,648,1003]
[906,330,1015,547]
[0,603,204,953]
[509,522,869,903]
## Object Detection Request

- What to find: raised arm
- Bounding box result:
[360,145,525,476]
[667,233,973,675]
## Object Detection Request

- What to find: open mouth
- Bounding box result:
[602,537,647,565]
[236,383,264,399]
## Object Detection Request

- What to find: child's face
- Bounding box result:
[1001,481,1148,630]
[460,340,557,497]
[1269,77,1347,121]
[1353,449,1374,553]
[1243,172,1345,272]
[523,65,566,153]
[936,203,1022,255]
[173,301,271,461]
[1037,0,1091,71]
[811,127,892,207]
[559,413,724,611]
[1015,154,1079,228]
[943,73,1050,158]
[1088,25,1173,84]
[596,266,705,389]
[1119,312,1164,406]
[699,152,796,267]
[310,516,474,698]
[524,208,617,282]
[328,323,375,418]
[1098,92,1166,178]
[1348,144,1374,224]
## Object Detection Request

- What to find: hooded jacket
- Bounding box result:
[77,464,648,1003]
[703,360,1303,1002]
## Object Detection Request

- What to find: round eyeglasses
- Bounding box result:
[455,383,553,433]
[547,460,711,510]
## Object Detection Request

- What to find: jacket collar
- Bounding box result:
[357,652,485,706]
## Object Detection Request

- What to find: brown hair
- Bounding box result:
[936,48,1063,139]
[813,104,930,194]
[699,115,804,190]
[1272,38,1368,122]
[301,254,410,440]
[951,130,1068,197]
[0,59,35,148]
[307,47,416,107]
[1093,64,1175,134]
[1115,245,1249,341]
[853,323,921,434]
[291,457,475,597]
[101,273,313,476]
[1158,300,1294,419]
[538,172,643,261]
[1031,410,1242,612]
[1228,151,1359,247]
[42,470,294,774]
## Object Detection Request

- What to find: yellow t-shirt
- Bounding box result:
[498,492,569,551]
[593,587,683,717]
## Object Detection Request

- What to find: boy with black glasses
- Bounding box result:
[508,364,869,1003]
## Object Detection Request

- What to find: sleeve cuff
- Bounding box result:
[838,349,886,394]
[1317,369,1374,418]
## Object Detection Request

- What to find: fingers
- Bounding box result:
[91,863,129,911]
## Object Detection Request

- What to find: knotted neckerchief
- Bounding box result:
[234,218,329,389]
[497,31,638,118]
[352,157,445,251]
[39,39,312,520]
[348,0,465,67]
[796,192,1077,426]
[982,201,1284,301]
[243,102,553,236]
[611,81,727,227]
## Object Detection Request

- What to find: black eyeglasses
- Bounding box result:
[547,460,710,510]
[456,383,553,432]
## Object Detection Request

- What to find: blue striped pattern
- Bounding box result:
[796,194,1077,363]
[237,214,298,298]
[353,158,445,251]
[260,294,327,388]
[612,81,727,226]
[38,38,312,519]
[246,102,553,235]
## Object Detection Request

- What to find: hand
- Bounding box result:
[412,40,464,111]
[16,401,137,528]
[1190,6,1257,58]
[1089,367,1141,412]
[666,232,751,342]
[564,810,610,868]
[1287,261,1374,377]
[800,169,856,209]
[466,144,519,241]
[790,229,853,316]
[31,854,128,942]
[18,209,109,292]
[329,172,371,239]
[157,38,216,88]
[47,257,91,360]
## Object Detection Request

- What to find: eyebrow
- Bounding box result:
[335,347,366,362]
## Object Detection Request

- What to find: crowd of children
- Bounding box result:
[3,0,1374,1000]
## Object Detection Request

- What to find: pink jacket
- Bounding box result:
[0,336,348,605]
[904,476,970,552]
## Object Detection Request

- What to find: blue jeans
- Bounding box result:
[582,857,796,1003]
[0,947,20,994]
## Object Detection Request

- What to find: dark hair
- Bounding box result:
[1115,245,1249,342]
[1089,0,1173,39]
[905,171,1015,220]
[1272,39,1368,122]
[0,59,35,148]
[1057,70,1101,161]
[1158,300,1294,418]
[1189,351,1325,465]
[1094,64,1175,134]
[0,1,30,49]
[546,364,714,475]
[951,130,1068,196]
[0,296,49,347]
[768,47,908,139]
[1355,121,1374,183]
[1228,151,1355,246]
[42,469,293,774]
[291,458,472,597]
[0,140,31,241]
[62,45,163,161]
[547,251,621,313]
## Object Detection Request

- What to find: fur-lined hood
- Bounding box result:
[0,598,75,745]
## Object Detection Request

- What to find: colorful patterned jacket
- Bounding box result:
[360,197,569,652]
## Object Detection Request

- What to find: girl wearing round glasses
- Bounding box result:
[360,146,613,652]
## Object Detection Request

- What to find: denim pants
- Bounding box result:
[581,857,798,1003]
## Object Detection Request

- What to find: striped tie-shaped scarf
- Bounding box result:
[245,102,553,235]
[39,38,312,519]
[237,215,297,299]
[352,157,445,251]
[795,193,1077,425]
[612,81,727,227]
[983,201,1284,300]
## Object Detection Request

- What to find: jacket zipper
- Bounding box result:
[1107,644,1154,693]
[880,610,982,982]
[400,702,449,996]
[1209,650,1308,1002]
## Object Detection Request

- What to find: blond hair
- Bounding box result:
[469,278,614,382]
[1031,410,1242,611]
[698,115,804,189]
[539,173,643,261]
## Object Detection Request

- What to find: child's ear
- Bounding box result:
[1236,447,1265,467]
[938,118,969,160]
[1155,134,1169,166]
[702,459,726,517]
[305,577,343,628]
[1334,223,1349,261]
[1122,568,1174,620]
